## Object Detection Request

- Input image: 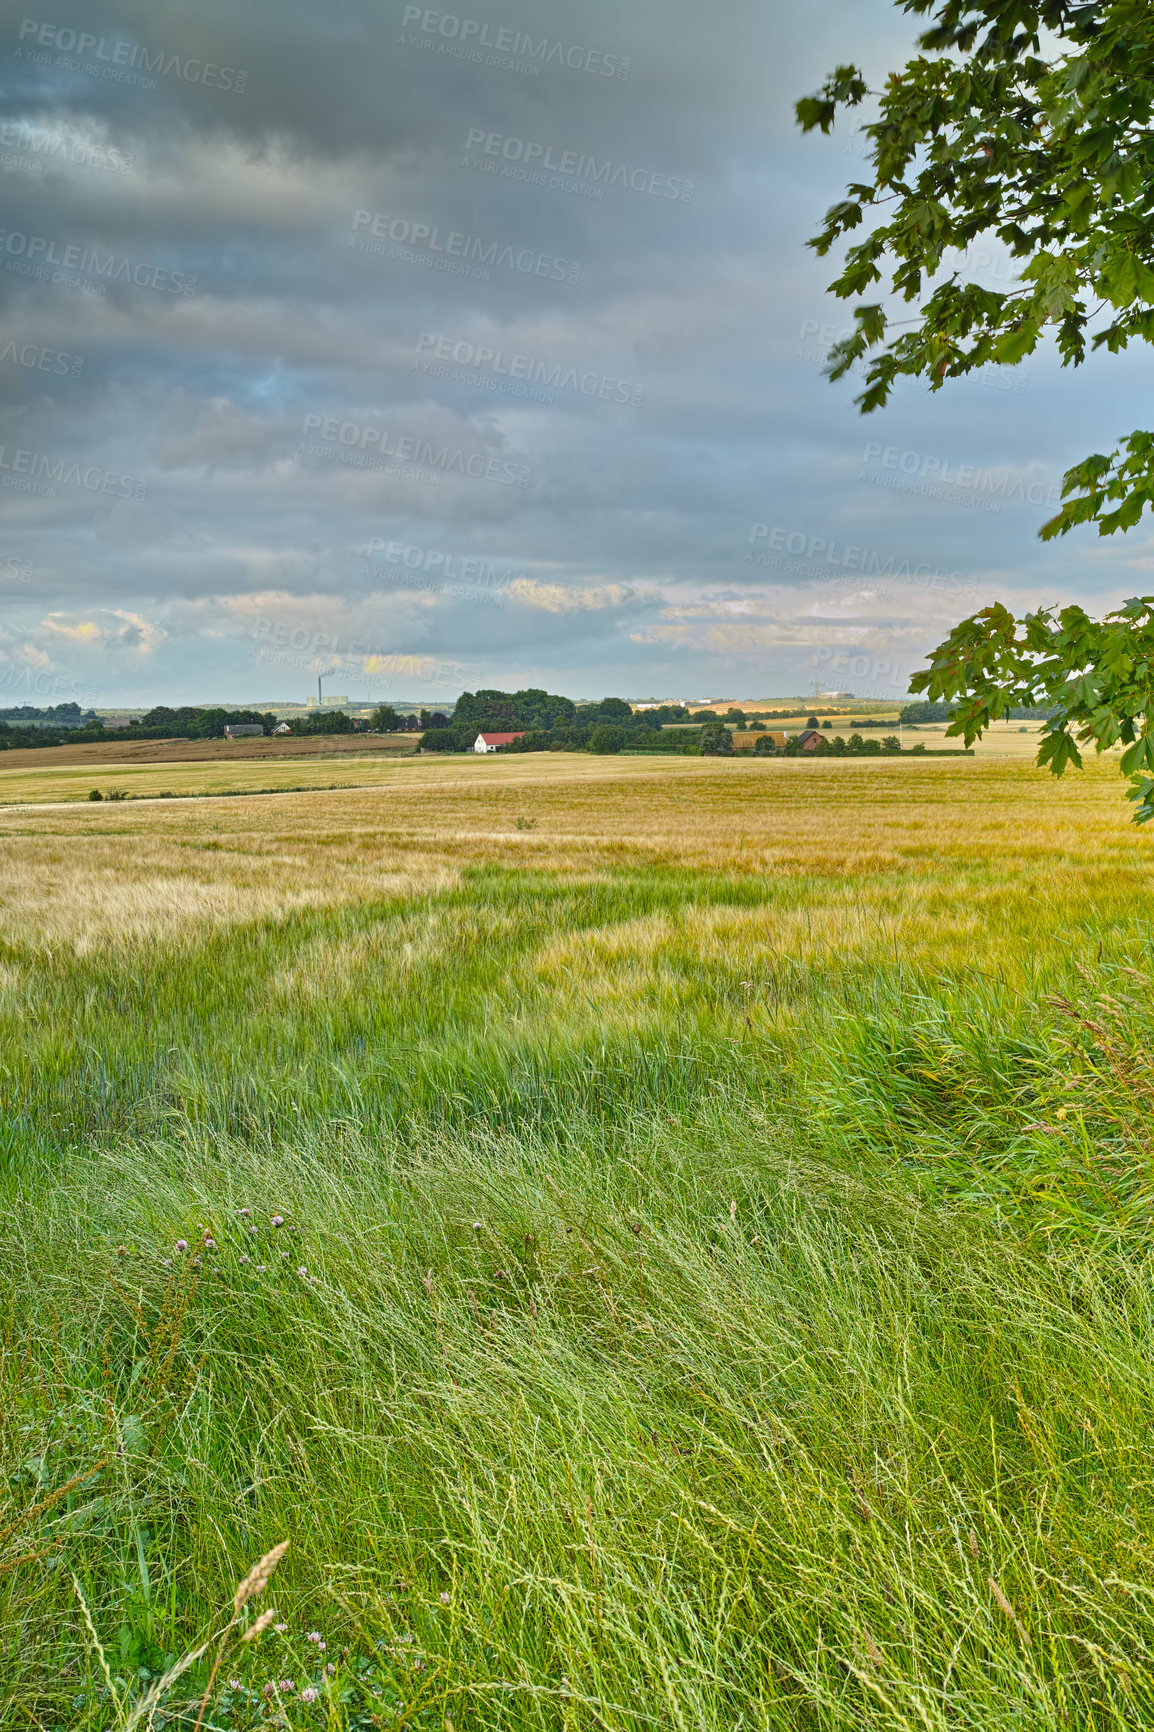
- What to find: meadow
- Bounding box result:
[4,750,1154,1728]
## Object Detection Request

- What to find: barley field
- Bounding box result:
[4,752,1154,1729]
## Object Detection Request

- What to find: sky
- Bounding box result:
[1,0,1152,710]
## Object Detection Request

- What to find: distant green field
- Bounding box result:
[4,752,1154,1728]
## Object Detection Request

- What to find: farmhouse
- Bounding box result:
[474,732,525,753]
[224,723,264,738]
[796,729,825,751]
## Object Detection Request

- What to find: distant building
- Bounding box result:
[273,722,292,734]
[101,715,135,729]
[474,732,525,753]
[224,723,264,738]
[796,729,824,751]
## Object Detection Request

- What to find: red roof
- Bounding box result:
[477,732,525,745]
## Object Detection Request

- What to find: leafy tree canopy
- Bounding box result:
[137,706,276,739]
[452,688,579,734]
[0,702,91,725]
[579,697,634,723]
[643,704,693,724]
[912,598,1154,818]
[799,0,1154,819]
[700,721,734,755]
[900,700,955,724]
[797,0,1154,540]
[288,708,356,736]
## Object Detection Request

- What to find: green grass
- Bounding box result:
[8,1113,1154,1728]
[7,771,1154,1726]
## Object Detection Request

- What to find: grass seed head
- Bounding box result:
[234,1541,289,1616]
[242,1608,278,1643]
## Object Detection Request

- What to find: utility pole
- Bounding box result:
[317,673,323,707]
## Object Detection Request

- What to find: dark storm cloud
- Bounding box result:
[0,0,1145,706]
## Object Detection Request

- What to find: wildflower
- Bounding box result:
[306,1632,322,1644]
[248,1225,258,1235]
[472,1221,483,1232]
[227,1678,241,1689]
[162,1258,172,1267]
[439,1592,451,1604]
[301,1687,318,1703]
[278,1678,295,1691]
[318,1641,326,1651]
[175,1239,188,1253]
[297,1267,309,1279]
[271,1214,285,1228]
[238,1207,252,1217]
[256,1264,267,1273]
[325,1662,335,1675]
[281,1252,289,1260]
[263,1681,276,1697]
[274,1623,288,1633]
[203,1235,216,1250]
[240,1255,250,1264]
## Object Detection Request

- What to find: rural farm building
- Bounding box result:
[474,732,526,753]
[224,723,264,738]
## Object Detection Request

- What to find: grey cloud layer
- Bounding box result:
[0,0,1146,705]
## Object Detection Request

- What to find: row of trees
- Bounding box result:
[130,707,277,739]
[698,726,910,758]
[0,716,108,751]
[369,706,448,733]
[788,732,907,757]
[0,702,95,728]
[418,690,659,754]
[0,704,368,751]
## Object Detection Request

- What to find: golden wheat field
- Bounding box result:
[0,750,1146,964]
